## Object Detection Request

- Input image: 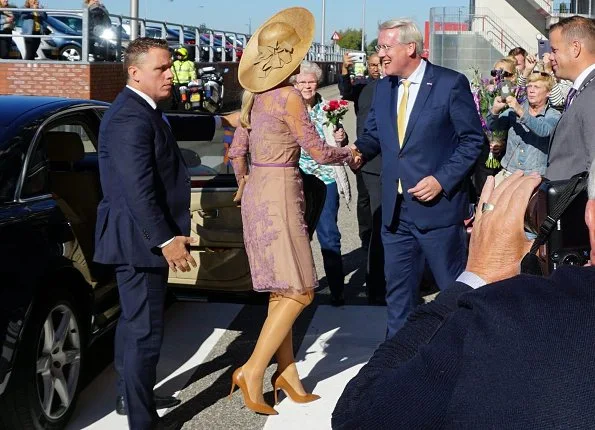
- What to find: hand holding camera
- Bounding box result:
[341,53,354,75]
[505,95,524,117]
[466,171,542,284]
[491,96,508,115]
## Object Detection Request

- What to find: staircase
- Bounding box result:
[471,8,534,56]
[429,6,534,78]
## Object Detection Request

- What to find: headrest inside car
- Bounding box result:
[44,131,85,163]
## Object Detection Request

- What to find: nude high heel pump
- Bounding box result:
[271,371,321,405]
[229,367,278,415]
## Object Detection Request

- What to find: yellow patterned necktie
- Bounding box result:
[397,79,411,194]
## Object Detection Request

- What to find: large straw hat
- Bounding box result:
[238,7,315,93]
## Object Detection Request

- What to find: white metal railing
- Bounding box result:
[429,7,532,57]
[0,7,347,64]
[534,0,554,13]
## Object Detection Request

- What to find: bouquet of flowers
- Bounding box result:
[322,99,349,128]
[470,67,526,169]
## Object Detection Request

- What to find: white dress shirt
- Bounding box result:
[456,271,487,289]
[396,59,427,134]
[124,85,221,248]
[572,63,595,91]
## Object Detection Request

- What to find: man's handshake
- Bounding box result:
[348,145,363,170]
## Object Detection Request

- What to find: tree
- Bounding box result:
[336,28,366,51]
[367,38,378,55]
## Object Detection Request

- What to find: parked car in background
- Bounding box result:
[49,12,127,60]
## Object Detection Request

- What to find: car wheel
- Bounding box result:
[0,290,84,429]
[59,45,82,62]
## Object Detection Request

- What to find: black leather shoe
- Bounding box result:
[330,294,345,307]
[116,394,181,415]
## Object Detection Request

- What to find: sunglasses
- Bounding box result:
[490,69,514,78]
[531,71,550,77]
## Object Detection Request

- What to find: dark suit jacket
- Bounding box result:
[546,68,595,181]
[355,61,483,230]
[355,79,382,176]
[94,87,216,267]
[332,266,595,429]
[338,74,372,115]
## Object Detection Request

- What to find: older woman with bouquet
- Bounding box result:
[487,71,561,184]
[291,60,351,307]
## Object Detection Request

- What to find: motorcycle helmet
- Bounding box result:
[174,47,188,60]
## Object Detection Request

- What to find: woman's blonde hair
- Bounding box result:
[240,90,255,129]
[527,72,556,91]
[494,56,518,79]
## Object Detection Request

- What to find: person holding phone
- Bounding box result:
[487,72,561,185]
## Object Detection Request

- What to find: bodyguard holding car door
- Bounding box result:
[94,38,237,429]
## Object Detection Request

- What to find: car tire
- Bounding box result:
[0,289,85,430]
[59,45,82,62]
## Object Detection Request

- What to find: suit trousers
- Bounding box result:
[382,197,467,338]
[355,171,372,249]
[115,265,168,430]
[361,171,386,302]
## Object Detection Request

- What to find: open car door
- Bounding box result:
[166,113,252,292]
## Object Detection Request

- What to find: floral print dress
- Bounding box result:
[229,86,353,294]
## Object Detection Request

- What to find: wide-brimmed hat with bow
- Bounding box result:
[238,7,315,93]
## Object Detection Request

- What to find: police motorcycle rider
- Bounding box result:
[170,47,197,109]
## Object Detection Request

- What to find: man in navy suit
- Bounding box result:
[94,38,236,429]
[354,19,483,338]
[333,169,595,429]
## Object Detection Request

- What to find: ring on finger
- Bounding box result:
[481,202,496,213]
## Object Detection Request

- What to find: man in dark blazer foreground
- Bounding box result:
[94,38,236,429]
[332,168,595,429]
[546,16,595,181]
[355,19,483,337]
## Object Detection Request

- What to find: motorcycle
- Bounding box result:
[179,66,228,113]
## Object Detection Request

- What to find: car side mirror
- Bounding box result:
[179,148,202,168]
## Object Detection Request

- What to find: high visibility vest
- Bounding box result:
[171,60,197,84]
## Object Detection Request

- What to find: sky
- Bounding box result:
[55,0,466,46]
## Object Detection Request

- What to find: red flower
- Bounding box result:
[329,100,340,110]
[339,100,348,106]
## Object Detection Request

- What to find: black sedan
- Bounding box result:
[0,96,245,429]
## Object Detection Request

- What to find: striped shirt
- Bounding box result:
[298,95,336,185]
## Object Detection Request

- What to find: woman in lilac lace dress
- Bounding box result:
[227,7,359,416]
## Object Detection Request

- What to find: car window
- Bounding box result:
[20,137,49,199]
[53,16,82,33]
[49,124,96,154]
[21,117,98,199]
[176,128,234,177]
